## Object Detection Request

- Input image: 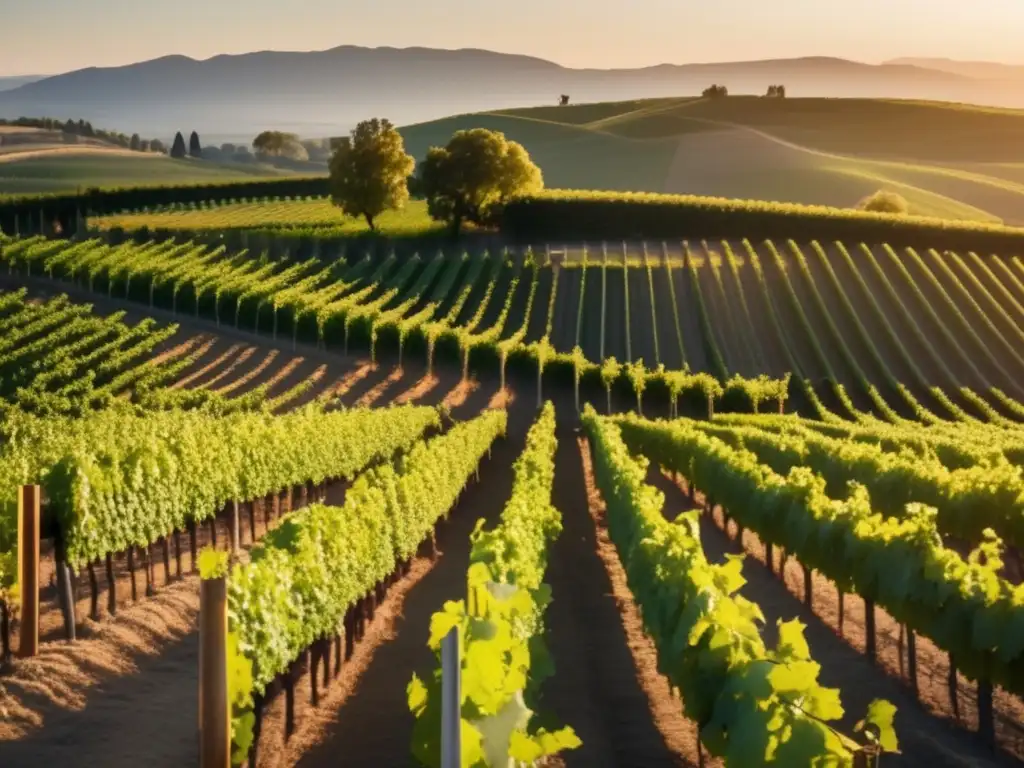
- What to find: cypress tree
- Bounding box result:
[170,131,187,159]
[189,131,202,158]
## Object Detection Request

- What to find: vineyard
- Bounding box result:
[0,225,1023,768]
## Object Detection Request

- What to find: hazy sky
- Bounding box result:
[2,0,1021,76]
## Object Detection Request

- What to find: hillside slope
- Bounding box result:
[405,97,1024,224]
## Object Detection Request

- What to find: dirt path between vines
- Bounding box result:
[649,470,1024,767]
[542,430,696,767]
[277,423,526,768]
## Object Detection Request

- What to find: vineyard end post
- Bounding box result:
[440,625,461,768]
[17,485,40,658]
[199,575,230,768]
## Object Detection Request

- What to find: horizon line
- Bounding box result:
[2,44,1022,80]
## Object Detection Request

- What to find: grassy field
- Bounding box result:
[10,96,1024,222]
[94,198,444,237]
[0,152,292,196]
[401,96,1024,224]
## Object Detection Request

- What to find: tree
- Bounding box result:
[170,132,187,159]
[857,190,910,215]
[253,130,307,160]
[702,84,728,98]
[559,94,570,106]
[419,128,543,236]
[139,139,150,152]
[150,138,166,154]
[220,143,237,155]
[327,117,416,231]
[129,133,141,151]
[766,84,787,98]
[189,131,202,157]
[301,138,331,163]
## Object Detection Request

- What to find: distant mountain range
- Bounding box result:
[884,58,1024,82]
[0,47,1020,145]
[0,75,47,93]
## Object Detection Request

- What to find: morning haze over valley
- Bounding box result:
[1,2,1024,767]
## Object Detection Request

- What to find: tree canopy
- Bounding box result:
[419,128,543,235]
[327,117,416,231]
[253,130,309,161]
[189,131,202,157]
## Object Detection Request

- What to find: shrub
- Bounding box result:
[858,190,910,215]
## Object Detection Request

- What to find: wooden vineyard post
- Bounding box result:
[18,485,40,658]
[906,627,917,697]
[199,575,230,768]
[440,625,461,768]
[864,597,877,664]
[230,500,240,556]
[54,529,77,641]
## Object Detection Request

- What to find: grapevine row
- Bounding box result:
[409,403,580,765]
[582,407,897,765]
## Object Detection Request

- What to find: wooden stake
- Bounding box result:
[310,645,320,706]
[864,598,876,663]
[802,564,813,608]
[978,675,995,749]
[55,540,77,641]
[948,654,960,720]
[127,547,138,602]
[143,545,155,597]
[88,561,100,620]
[230,501,240,555]
[175,530,183,580]
[189,521,199,572]
[1,600,12,668]
[907,627,918,697]
[106,553,117,615]
[199,576,230,768]
[162,537,172,584]
[17,485,40,657]
[837,587,845,636]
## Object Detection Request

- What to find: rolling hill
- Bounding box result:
[400,96,1024,225]
[1,46,1021,144]
[0,152,295,196]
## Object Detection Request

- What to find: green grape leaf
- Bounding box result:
[460,719,485,767]
[198,547,229,580]
[772,716,831,767]
[775,618,812,662]
[800,685,845,722]
[428,601,465,649]
[407,673,429,716]
[857,699,899,753]
[768,660,821,697]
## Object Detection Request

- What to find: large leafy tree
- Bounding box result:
[419,129,542,235]
[253,130,308,161]
[328,118,415,231]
